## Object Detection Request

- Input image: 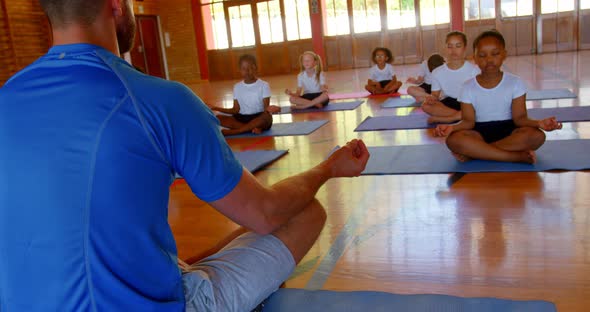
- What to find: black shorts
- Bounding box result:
[234,112,272,130]
[474,120,516,143]
[441,97,461,111]
[379,80,392,88]
[301,92,329,107]
[418,82,432,94]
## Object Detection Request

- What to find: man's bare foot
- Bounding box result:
[251,127,263,134]
[452,152,471,162]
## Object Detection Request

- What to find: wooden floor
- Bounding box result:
[170,50,590,311]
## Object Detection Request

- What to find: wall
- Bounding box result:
[0,0,50,86]
[152,0,202,84]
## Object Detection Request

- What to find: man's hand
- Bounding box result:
[322,139,370,178]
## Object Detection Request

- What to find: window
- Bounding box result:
[352,0,381,33]
[500,0,533,17]
[583,0,590,9]
[420,0,450,26]
[540,0,574,14]
[257,0,284,44]
[465,0,495,21]
[203,2,229,50]
[284,0,312,41]
[228,5,255,48]
[386,0,416,29]
[323,0,350,36]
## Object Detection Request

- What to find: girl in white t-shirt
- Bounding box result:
[285,51,329,109]
[434,30,561,164]
[364,47,401,95]
[423,31,480,124]
[211,54,280,136]
[406,53,445,102]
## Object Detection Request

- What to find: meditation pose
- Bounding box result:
[434,30,562,164]
[211,54,279,136]
[364,47,402,95]
[423,31,480,123]
[406,53,445,103]
[0,1,371,311]
[285,51,330,109]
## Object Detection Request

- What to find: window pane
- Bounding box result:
[296,0,312,39]
[352,0,381,33]
[501,0,532,17]
[481,0,495,19]
[540,0,573,13]
[387,0,416,29]
[467,0,495,20]
[257,0,283,44]
[229,5,255,48]
[465,0,480,20]
[420,0,449,26]
[324,0,350,36]
[285,0,312,40]
[203,3,228,50]
[583,0,590,9]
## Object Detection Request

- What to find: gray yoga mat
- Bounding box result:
[527,88,576,100]
[226,120,329,138]
[381,95,419,108]
[279,100,364,114]
[356,139,590,175]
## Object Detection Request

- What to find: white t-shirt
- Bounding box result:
[298,71,326,94]
[459,72,527,122]
[417,60,434,85]
[233,79,271,115]
[431,62,480,99]
[369,63,396,82]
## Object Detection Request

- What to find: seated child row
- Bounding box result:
[210,29,562,165]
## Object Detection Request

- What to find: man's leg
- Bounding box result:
[183,199,326,312]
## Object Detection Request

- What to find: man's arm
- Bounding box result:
[210,140,370,235]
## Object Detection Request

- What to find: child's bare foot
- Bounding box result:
[524,150,536,164]
[314,103,323,109]
[221,129,236,136]
[452,152,471,162]
[251,127,263,134]
[427,115,460,124]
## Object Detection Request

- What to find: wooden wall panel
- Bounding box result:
[0,0,16,85]
[0,0,50,86]
[352,33,381,68]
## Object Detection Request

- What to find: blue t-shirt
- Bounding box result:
[0,44,243,311]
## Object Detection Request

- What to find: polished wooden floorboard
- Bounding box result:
[169,50,590,311]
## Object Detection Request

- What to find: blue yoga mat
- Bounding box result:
[527,88,576,100]
[357,139,590,175]
[175,150,287,179]
[262,289,556,312]
[381,95,419,108]
[528,105,590,122]
[355,114,433,131]
[355,106,590,132]
[279,100,364,114]
[226,120,329,138]
[235,150,287,172]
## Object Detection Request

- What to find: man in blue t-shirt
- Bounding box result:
[0,0,370,311]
